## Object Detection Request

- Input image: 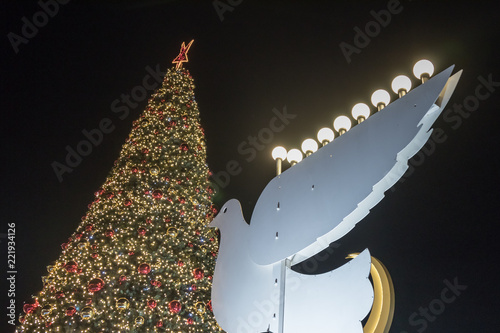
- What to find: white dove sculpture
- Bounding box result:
[210,65,462,333]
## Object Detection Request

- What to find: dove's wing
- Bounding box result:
[284,249,373,333]
[249,66,462,265]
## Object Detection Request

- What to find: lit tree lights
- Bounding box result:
[17,41,223,333]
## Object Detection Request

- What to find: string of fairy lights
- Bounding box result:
[272,59,435,173]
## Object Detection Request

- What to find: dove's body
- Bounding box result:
[211,200,373,333]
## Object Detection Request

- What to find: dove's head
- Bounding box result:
[209,199,245,231]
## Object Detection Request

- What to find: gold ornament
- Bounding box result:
[41,305,52,317]
[167,227,178,237]
[116,298,130,310]
[195,302,206,314]
[80,307,94,320]
[47,265,54,273]
[150,167,159,175]
[135,316,145,326]
[78,242,88,249]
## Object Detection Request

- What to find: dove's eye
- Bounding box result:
[223,207,227,213]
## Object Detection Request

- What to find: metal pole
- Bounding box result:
[278,258,290,333]
[276,158,282,176]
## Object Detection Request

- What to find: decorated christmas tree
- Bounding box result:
[17,40,223,333]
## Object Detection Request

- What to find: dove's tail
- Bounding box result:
[347,253,395,333]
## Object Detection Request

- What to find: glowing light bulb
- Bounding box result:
[286,149,303,166]
[351,103,371,123]
[391,75,412,97]
[272,146,287,175]
[371,89,391,111]
[413,59,434,83]
[333,116,352,135]
[272,146,287,161]
[301,138,319,156]
[317,127,334,146]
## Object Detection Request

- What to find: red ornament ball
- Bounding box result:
[55,291,65,299]
[187,318,194,325]
[61,243,69,250]
[64,261,78,273]
[119,275,127,282]
[105,229,114,237]
[88,278,105,293]
[177,260,184,267]
[74,233,83,240]
[152,190,163,199]
[137,227,147,236]
[66,306,76,316]
[147,299,157,309]
[179,143,189,151]
[91,252,99,259]
[193,268,204,280]
[156,320,163,327]
[138,263,151,275]
[207,300,213,312]
[179,197,186,204]
[23,303,36,314]
[85,224,93,231]
[168,300,182,314]
[124,199,133,206]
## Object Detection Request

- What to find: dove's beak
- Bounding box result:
[208,215,220,228]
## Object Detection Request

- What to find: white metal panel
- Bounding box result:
[210,199,281,333]
[248,66,458,265]
[284,249,373,333]
[210,201,373,333]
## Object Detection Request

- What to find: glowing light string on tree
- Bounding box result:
[17,40,222,333]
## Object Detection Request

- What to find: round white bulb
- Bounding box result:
[391,75,412,94]
[272,146,287,160]
[413,59,434,79]
[301,138,318,154]
[333,116,352,133]
[351,103,371,120]
[317,127,334,143]
[371,89,391,107]
[287,149,303,164]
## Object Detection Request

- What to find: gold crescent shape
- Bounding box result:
[347,253,395,333]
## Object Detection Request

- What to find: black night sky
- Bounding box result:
[1,1,500,332]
